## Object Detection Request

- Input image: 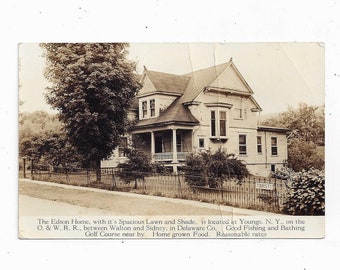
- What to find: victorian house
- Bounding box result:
[102,58,289,177]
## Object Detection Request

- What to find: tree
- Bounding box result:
[19,130,82,170]
[287,138,324,171]
[261,103,324,171]
[41,43,140,181]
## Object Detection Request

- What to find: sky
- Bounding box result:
[19,42,324,115]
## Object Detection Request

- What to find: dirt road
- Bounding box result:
[19,179,238,216]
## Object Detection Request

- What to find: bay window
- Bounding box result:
[210,110,227,138]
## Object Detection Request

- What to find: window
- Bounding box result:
[176,134,182,152]
[235,108,243,119]
[271,164,276,172]
[118,137,128,157]
[219,111,227,136]
[257,136,262,154]
[211,111,216,136]
[239,135,247,155]
[142,101,147,118]
[211,110,227,137]
[198,138,205,148]
[150,99,155,117]
[271,137,278,156]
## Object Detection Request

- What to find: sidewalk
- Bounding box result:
[19,178,279,216]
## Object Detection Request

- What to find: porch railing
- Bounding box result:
[154,152,188,161]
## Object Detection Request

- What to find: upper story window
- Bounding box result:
[234,108,243,119]
[210,110,227,138]
[150,99,155,117]
[239,134,247,155]
[219,111,227,136]
[211,111,216,136]
[257,136,262,154]
[271,137,278,156]
[140,98,157,119]
[142,101,147,118]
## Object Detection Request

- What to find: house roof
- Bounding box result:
[132,97,199,130]
[257,125,290,133]
[145,70,191,95]
[181,61,231,102]
[133,59,262,129]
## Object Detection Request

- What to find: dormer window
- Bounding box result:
[142,101,147,118]
[140,98,158,119]
[150,99,155,117]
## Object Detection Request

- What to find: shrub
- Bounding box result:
[117,147,152,188]
[183,152,207,187]
[184,148,249,188]
[274,167,325,215]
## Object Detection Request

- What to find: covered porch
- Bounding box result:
[131,126,194,172]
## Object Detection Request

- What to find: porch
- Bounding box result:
[131,127,194,171]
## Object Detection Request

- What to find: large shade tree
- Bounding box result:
[41,43,140,180]
[261,103,324,171]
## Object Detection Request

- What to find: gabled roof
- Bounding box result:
[142,70,191,95]
[133,59,262,129]
[181,61,231,102]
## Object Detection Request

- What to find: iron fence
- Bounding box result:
[23,166,289,213]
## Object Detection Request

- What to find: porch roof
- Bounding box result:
[257,125,291,133]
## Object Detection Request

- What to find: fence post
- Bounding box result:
[86,169,90,184]
[31,159,34,180]
[111,168,116,190]
[274,175,279,212]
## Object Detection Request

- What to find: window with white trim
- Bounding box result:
[257,136,262,154]
[118,137,128,157]
[142,101,147,118]
[150,99,155,117]
[210,110,227,137]
[234,108,243,119]
[271,137,278,156]
[176,134,182,152]
[239,134,247,155]
[198,138,205,148]
[219,111,227,136]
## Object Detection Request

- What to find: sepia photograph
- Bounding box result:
[3,0,339,269]
[18,43,325,239]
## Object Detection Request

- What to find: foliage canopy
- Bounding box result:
[40,43,140,169]
[262,103,324,171]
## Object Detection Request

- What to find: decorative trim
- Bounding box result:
[182,101,201,106]
[137,91,182,98]
[204,102,233,109]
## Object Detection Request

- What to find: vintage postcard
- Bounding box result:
[18,43,325,239]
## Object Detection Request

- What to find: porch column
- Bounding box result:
[172,128,178,164]
[150,131,155,162]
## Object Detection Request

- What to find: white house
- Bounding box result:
[102,58,289,177]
